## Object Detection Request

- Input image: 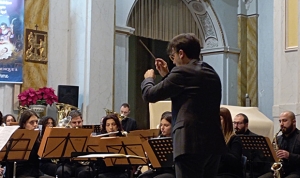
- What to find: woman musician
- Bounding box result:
[137,111,175,178]
[39,116,57,177]
[217,107,243,178]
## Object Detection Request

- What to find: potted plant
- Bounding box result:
[18,87,58,114]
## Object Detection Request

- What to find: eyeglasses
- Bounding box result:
[28,120,38,125]
[233,122,244,125]
[169,52,176,61]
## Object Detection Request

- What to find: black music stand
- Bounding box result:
[144,137,173,168]
[82,125,101,134]
[0,129,39,178]
[38,127,93,178]
[238,135,277,178]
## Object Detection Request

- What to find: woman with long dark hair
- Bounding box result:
[217,107,243,178]
[2,114,16,126]
[39,116,57,177]
[16,110,41,178]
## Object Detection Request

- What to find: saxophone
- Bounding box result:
[271,129,283,178]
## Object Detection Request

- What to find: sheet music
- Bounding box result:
[78,153,146,159]
[0,126,19,151]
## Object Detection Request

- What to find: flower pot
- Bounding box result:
[29,105,46,116]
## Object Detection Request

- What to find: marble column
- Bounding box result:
[48,0,115,124]
[114,26,135,111]
[202,47,239,105]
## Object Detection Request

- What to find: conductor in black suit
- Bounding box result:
[141,33,226,178]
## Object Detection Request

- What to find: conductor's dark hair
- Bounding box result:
[167,33,201,60]
[236,113,249,124]
[0,111,2,125]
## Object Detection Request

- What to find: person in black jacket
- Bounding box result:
[137,111,175,178]
[259,111,300,178]
[141,33,226,178]
[218,107,243,178]
[233,113,258,135]
[120,103,137,132]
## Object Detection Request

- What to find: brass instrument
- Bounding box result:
[271,129,283,178]
[56,103,79,126]
[104,108,125,122]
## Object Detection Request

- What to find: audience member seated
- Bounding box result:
[16,110,42,177]
[39,116,57,177]
[258,111,300,178]
[2,114,16,126]
[217,107,243,178]
[137,111,175,178]
[56,110,91,178]
[234,113,257,135]
[120,103,137,132]
[96,114,129,178]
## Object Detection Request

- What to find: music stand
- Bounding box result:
[127,129,160,142]
[38,127,93,159]
[38,127,93,178]
[238,135,277,178]
[143,137,173,168]
[94,136,148,167]
[0,129,39,178]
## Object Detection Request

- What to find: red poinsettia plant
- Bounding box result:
[18,87,58,106]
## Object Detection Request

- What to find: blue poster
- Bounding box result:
[0,0,24,83]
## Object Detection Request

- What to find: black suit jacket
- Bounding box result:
[141,59,226,158]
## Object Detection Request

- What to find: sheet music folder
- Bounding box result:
[38,127,93,159]
[238,135,277,163]
[0,129,39,161]
[127,129,160,141]
[83,136,147,166]
[143,137,173,168]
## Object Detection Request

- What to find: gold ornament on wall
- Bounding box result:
[25,29,47,64]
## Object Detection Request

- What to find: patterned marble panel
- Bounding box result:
[23,0,49,91]
[246,16,258,107]
[237,15,247,106]
[237,15,258,107]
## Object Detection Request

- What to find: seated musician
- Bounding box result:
[96,114,129,178]
[217,107,243,178]
[56,110,91,178]
[16,110,42,178]
[2,114,17,126]
[39,116,57,177]
[137,111,175,178]
[258,111,300,178]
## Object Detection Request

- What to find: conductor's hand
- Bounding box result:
[144,69,155,79]
[0,167,4,176]
[155,58,169,77]
[276,149,289,159]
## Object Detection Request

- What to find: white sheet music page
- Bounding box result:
[0,126,19,151]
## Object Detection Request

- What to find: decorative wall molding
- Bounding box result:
[115,25,135,36]
[201,46,240,55]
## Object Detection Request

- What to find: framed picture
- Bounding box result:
[25,29,48,63]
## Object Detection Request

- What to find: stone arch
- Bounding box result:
[126,0,226,49]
